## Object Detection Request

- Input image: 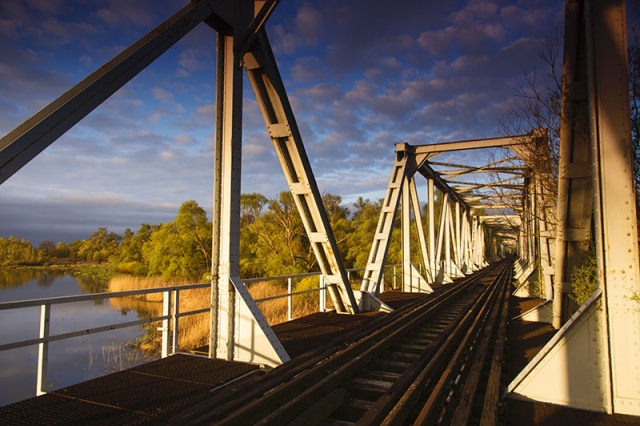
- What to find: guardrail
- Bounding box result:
[0,266,398,399]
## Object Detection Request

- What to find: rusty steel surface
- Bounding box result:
[0,354,259,425]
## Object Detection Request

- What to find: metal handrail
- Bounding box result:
[0,265,398,399]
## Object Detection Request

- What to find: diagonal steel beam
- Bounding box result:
[0,0,217,185]
[243,30,360,313]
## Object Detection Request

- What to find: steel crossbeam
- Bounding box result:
[0,0,215,185]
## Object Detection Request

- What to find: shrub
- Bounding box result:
[569,247,598,306]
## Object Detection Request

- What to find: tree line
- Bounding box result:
[0,193,415,281]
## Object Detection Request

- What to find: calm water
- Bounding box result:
[0,269,158,407]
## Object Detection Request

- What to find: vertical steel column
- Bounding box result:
[209,30,227,360]
[428,179,437,276]
[455,201,461,266]
[435,192,453,283]
[213,32,243,360]
[553,0,594,328]
[401,174,412,291]
[586,0,640,414]
[209,5,289,366]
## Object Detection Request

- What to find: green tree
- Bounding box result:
[244,192,312,276]
[77,227,121,263]
[143,201,211,279]
[322,193,352,266]
[345,197,383,268]
[0,236,42,266]
[241,193,268,227]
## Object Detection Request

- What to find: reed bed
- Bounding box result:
[108,276,323,353]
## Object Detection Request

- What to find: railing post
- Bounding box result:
[393,266,397,290]
[172,290,179,355]
[36,303,50,396]
[319,275,326,312]
[161,291,170,358]
[287,278,293,321]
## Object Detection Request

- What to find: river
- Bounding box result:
[0,269,158,407]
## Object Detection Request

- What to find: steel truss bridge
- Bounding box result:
[0,0,638,418]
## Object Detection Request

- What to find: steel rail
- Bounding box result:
[359,261,510,425]
[409,261,512,425]
[172,260,511,425]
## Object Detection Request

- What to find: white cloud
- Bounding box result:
[152,87,174,103]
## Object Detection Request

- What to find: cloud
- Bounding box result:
[0,0,569,245]
[0,191,181,243]
[152,87,174,103]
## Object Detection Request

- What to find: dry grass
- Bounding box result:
[109,276,208,351]
[108,276,324,353]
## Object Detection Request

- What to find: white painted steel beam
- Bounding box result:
[361,144,412,294]
[209,4,290,366]
[244,30,370,313]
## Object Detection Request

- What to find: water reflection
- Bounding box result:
[0,270,156,407]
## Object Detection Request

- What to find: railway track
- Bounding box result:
[170,259,513,425]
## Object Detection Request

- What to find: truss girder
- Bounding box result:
[361,132,541,293]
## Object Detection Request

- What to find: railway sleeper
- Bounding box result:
[394,343,429,354]
[347,377,394,393]
[358,369,403,382]
[385,350,421,363]
[369,359,412,373]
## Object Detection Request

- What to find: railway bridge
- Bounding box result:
[0,0,639,422]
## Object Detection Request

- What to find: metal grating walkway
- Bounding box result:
[0,355,259,425]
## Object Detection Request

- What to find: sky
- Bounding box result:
[0,0,638,244]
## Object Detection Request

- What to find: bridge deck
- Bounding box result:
[0,291,638,425]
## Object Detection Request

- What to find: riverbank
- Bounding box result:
[4,263,117,281]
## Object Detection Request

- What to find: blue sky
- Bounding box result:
[0,0,637,244]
